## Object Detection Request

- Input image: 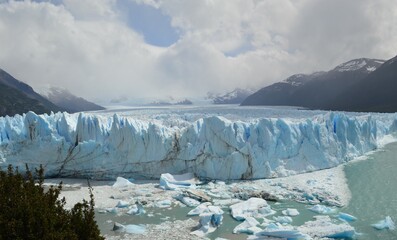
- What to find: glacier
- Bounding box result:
[0,110,396,180]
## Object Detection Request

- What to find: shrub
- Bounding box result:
[0,165,104,240]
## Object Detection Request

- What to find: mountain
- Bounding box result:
[38,86,105,113]
[327,56,397,112]
[0,68,62,117]
[242,58,386,109]
[210,88,255,104]
[146,98,193,106]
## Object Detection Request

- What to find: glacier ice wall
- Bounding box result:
[0,111,395,180]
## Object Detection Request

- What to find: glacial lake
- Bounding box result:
[342,141,397,240]
[95,141,397,239]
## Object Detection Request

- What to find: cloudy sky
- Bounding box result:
[0,0,397,102]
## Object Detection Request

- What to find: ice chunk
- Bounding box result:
[298,215,356,238]
[371,216,395,230]
[112,177,133,188]
[282,208,299,216]
[338,212,357,222]
[233,217,261,234]
[230,198,274,221]
[207,206,224,226]
[159,173,198,190]
[113,222,146,234]
[127,203,145,215]
[308,204,336,214]
[105,207,118,214]
[188,202,212,216]
[254,229,307,239]
[273,216,293,224]
[174,195,201,207]
[191,206,224,237]
[125,225,146,234]
[155,199,172,208]
[115,200,129,208]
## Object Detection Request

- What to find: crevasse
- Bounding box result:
[0,111,395,180]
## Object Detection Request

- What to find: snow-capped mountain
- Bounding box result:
[210,88,255,104]
[332,58,385,72]
[37,86,105,113]
[327,55,397,112]
[242,58,386,110]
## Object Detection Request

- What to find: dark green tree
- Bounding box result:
[0,165,104,240]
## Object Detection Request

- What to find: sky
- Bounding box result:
[0,0,397,103]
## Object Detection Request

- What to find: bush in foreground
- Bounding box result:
[0,165,104,240]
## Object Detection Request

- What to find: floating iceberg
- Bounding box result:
[154,199,172,208]
[371,216,395,230]
[159,173,199,190]
[188,202,212,216]
[127,203,145,215]
[298,215,356,239]
[115,200,129,208]
[282,208,300,216]
[113,222,146,234]
[233,217,261,234]
[230,198,275,221]
[308,204,336,214]
[0,111,395,180]
[273,216,293,224]
[191,205,224,237]
[338,212,357,222]
[174,195,201,207]
[112,177,134,188]
[254,229,307,239]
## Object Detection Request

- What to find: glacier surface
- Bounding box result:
[0,110,396,180]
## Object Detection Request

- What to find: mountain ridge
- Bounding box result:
[241,57,389,112]
[0,68,63,116]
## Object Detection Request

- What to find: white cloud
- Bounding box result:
[62,0,117,20]
[0,0,396,103]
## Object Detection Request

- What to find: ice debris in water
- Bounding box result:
[191,205,224,237]
[115,200,129,208]
[338,212,357,222]
[273,216,293,225]
[188,202,212,216]
[252,227,307,239]
[174,195,201,207]
[159,173,199,190]
[112,177,134,188]
[230,198,275,221]
[298,215,356,239]
[371,216,395,230]
[113,222,146,234]
[282,208,300,216]
[233,217,261,234]
[155,199,172,208]
[308,204,337,214]
[127,203,145,215]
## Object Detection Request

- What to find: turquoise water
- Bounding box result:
[342,142,397,239]
[96,143,397,239]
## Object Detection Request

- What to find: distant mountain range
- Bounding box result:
[146,99,193,106]
[208,88,254,104]
[0,68,104,117]
[38,86,105,113]
[241,57,397,112]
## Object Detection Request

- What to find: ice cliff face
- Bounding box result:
[0,111,395,180]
